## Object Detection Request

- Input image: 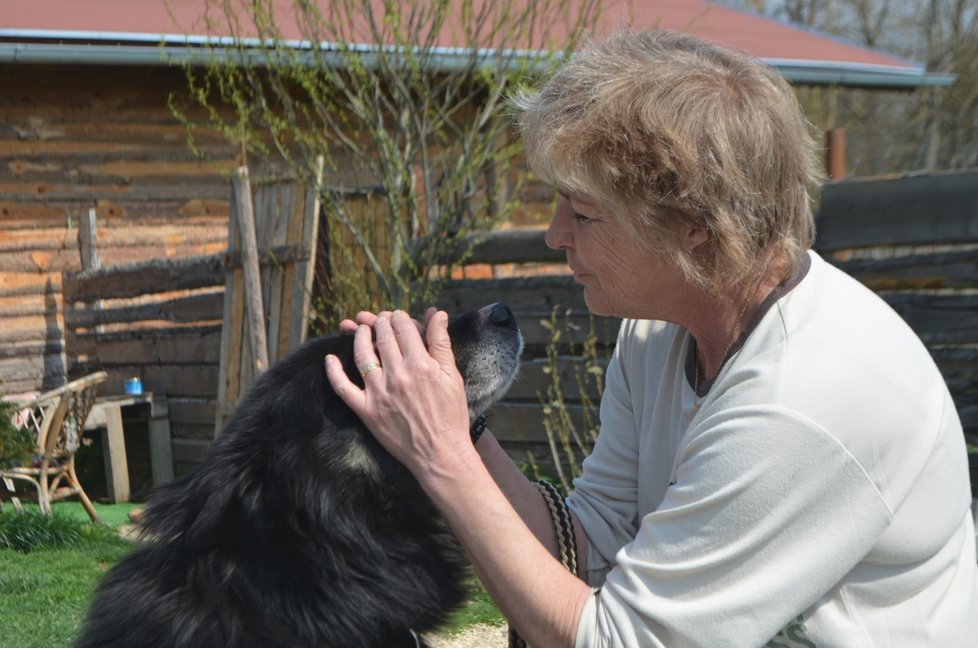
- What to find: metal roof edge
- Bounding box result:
[0,28,547,60]
[1,28,170,44]
[0,42,554,75]
[769,59,956,88]
[0,32,956,89]
[0,29,553,70]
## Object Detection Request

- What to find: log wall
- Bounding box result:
[0,64,233,394]
[0,63,234,477]
[4,61,973,485]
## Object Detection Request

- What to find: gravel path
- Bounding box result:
[427,624,508,647]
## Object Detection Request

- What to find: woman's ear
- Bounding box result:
[684,227,709,252]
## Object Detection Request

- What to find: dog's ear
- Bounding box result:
[181,483,267,549]
[139,465,260,549]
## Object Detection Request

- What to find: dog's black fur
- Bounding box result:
[75,303,522,648]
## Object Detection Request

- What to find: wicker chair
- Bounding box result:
[1,371,107,523]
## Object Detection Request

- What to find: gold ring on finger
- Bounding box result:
[358,361,381,377]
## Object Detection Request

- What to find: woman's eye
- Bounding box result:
[573,211,592,223]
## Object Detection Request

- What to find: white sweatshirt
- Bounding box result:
[568,251,978,647]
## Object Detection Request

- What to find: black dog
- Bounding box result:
[75,303,522,648]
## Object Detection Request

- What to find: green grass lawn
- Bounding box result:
[0,501,502,648]
[0,503,136,648]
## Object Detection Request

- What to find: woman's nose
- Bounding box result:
[545,200,574,250]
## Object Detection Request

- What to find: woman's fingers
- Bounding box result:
[324,354,365,415]
[390,310,431,361]
[339,310,427,336]
[424,310,456,371]
[352,324,383,383]
[326,322,383,417]
[373,313,403,369]
[330,307,451,401]
[338,310,380,333]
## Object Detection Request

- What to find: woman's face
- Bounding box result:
[545,194,688,320]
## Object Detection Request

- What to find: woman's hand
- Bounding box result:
[325,309,473,476]
[338,309,428,335]
[330,310,590,648]
[338,311,379,333]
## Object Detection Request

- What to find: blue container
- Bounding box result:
[124,377,143,395]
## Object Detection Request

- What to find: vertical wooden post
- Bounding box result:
[100,404,130,503]
[77,207,103,337]
[231,166,270,374]
[826,128,846,180]
[147,396,174,486]
[79,208,101,271]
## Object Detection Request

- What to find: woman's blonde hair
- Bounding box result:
[515,29,823,293]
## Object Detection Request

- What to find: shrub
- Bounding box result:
[531,307,608,494]
[0,395,33,467]
[0,509,119,553]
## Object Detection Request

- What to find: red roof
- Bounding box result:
[0,0,951,88]
[625,1,909,68]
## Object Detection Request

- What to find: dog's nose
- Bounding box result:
[487,303,517,330]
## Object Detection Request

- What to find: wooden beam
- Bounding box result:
[63,254,224,302]
[431,229,565,266]
[78,208,101,272]
[232,167,269,374]
[825,128,846,181]
[832,248,978,291]
[63,291,224,329]
[815,171,978,251]
[99,403,130,503]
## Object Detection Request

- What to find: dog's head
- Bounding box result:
[199,303,522,488]
[447,302,523,419]
[322,303,522,479]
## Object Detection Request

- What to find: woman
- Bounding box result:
[325,30,977,647]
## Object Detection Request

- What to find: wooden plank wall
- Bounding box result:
[814,170,978,440]
[61,254,226,475]
[0,64,235,476]
[5,62,973,479]
[214,175,322,436]
[0,64,234,396]
[437,170,978,470]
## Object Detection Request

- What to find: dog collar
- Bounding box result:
[469,414,488,445]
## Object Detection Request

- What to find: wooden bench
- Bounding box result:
[85,393,174,503]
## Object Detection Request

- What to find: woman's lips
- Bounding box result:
[568,260,590,282]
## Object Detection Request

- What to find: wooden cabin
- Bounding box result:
[1,1,956,486]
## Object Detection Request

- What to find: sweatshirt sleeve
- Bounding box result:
[567,322,642,585]
[574,406,893,648]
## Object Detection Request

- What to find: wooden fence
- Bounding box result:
[814,170,978,440]
[437,170,978,475]
[0,64,233,396]
[59,175,322,476]
[5,168,975,483]
[63,253,226,475]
